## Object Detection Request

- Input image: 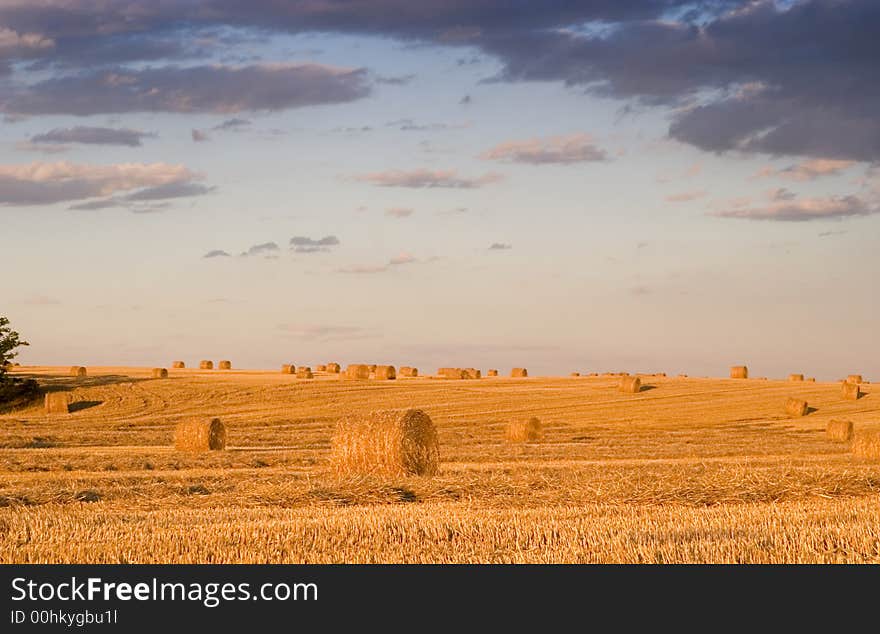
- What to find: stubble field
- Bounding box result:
[1,366,878,563]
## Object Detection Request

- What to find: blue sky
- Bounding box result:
[1,2,878,379]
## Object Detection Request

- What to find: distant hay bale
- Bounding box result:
[69,366,86,377]
[368,364,377,373]
[296,366,313,379]
[785,397,809,417]
[847,374,863,384]
[151,368,168,379]
[806,377,816,382]
[174,417,226,452]
[199,360,213,370]
[464,368,481,379]
[511,368,528,378]
[399,366,418,377]
[852,431,880,460]
[218,360,232,370]
[487,369,498,376]
[44,392,70,414]
[330,409,439,477]
[172,361,185,369]
[438,367,466,379]
[842,381,861,401]
[588,372,599,377]
[678,374,688,378]
[281,364,295,374]
[345,364,370,379]
[730,366,748,379]
[570,372,580,377]
[316,364,327,372]
[326,363,341,374]
[789,373,804,382]
[826,420,854,442]
[375,365,396,380]
[619,376,642,394]
[506,417,543,443]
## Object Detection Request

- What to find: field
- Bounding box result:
[1,366,879,563]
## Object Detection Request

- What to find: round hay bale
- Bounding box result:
[345,364,370,379]
[487,369,499,377]
[69,366,86,377]
[375,365,396,380]
[730,365,748,379]
[506,417,543,443]
[399,366,418,377]
[619,376,642,394]
[826,420,854,442]
[846,374,863,385]
[785,397,809,417]
[806,377,816,382]
[151,368,168,379]
[316,364,327,372]
[510,368,528,378]
[281,364,295,374]
[326,363,341,374]
[330,409,439,477]
[570,372,580,377]
[174,417,226,452]
[464,368,481,379]
[44,392,70,415]
[199,360,213,370]
[296,366,314,379]
[852,431,880,460]
[438,367,465,379]
[218,360,232,370]
[842,381,861,401]
[172,361,185,369]
[789,373,804,382]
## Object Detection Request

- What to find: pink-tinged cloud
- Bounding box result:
[355,169,503,189]
[754,159,856,182]
[0,161,200,205]
[389,252,416,265]
[713,195,877,222]
[338,252,418,273]
[481,133,607,164]
[385,207,414,218]
[665,190,706,202]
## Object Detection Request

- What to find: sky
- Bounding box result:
[1,1,878,379]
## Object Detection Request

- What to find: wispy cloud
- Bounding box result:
[203,249,231,258]
[713,195,877,222]
[385,207,414,218]
[754,159,856,182]
[30,126,155,147]
[191,129,210,142]
[665,190,706,203]
[355,169,502,189]
[290,235,340,253]
[241,242,279,257]
[489,242,512,250]
[481,133,608,165]
[338,252,418,274]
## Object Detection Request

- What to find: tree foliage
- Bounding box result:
[0,316,29,380]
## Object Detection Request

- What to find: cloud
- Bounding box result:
[754,159,857,182]
[203,250,231,258]
[290,235,340,253]
[15,141,69,154]
[356,169,502,189]
[191,129,210,142]
[0,161,201,206]
[481,133,608,165]
[30,126,154,147]
[386,118,465,132]
[68,198,124,211]
[665,190,707,203]
[241,242,279,256]
[338,252,418,274]
[213,118,251,131]
[22,295,60,305]
[713,195,878,222]
[489,242,511,250]
[630,285,652,296]
[123,181,214,201]
[385,207,414,218]
[389,252,416,266]
[277,324,373,341]
[1,63,371,116]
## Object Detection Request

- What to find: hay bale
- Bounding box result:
[69,366,86,377]
[296,366,313,379]
[511,368,528,378]
[619,376,642,393]
[199,360,213,370]
[345,364,370,379]
[846,374,863,385]
[730,365,748,379]
[852,431,880,460]
[570,372,580,377]
[806,377,816,382]
[326,363,341,374]
[316,364,327,372]
[506,417,543,443]
[399,366,418,377]
[826,420,854,442]
[464,368,481,379]
[44,392,70,414]
[789,373,804,382]
[151,368,168,379]
[785,397,808,417]
[174,417,226,452]
[218,360,232,370]
[281,364,295,374]
[330,409,439,477]
[842,381,861,401]
[172,361,185,369]
[438,367,466,379]
[487,369,498,376]
[374,365,396,380]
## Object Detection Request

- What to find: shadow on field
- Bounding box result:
[68,400,103,413]
[638,384,658,392]
[17,373,151,392]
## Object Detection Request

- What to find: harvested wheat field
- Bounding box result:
[1,366,879,563]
